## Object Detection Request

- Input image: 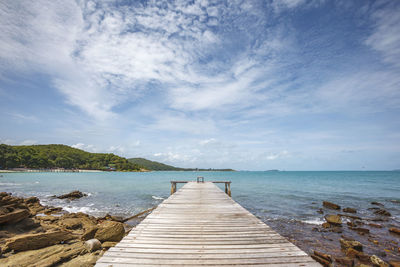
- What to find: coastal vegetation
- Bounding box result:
[0,144,142,171]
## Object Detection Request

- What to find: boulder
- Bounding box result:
[14,217,41,231]
[323,201,341,210]
[311,254,331,267]
[374,209,391,216]
[84,239,101,252]
[370,255,389,267]
[371,202,384,206]
[4,230,75,252]
[0,209,30,224]
[57,190,87,200]
[325,214,342,225]
[340,238,363,251]
[389,261,400,267]
[94,221,125,242]
[343,207,357,213]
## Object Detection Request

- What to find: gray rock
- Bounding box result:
[84,239,101,252]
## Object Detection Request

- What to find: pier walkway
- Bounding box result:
[95,181,320,266]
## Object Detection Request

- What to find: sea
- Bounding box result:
[1,171,399,225]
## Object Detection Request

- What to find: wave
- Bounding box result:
[152,195,164,200]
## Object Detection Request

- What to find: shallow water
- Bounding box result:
[1,171,399,224]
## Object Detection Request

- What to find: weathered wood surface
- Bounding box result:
[95,182,320,266]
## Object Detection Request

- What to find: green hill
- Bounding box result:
[128,158,182,171]
[128,157,234,171]
[0,144,142,171]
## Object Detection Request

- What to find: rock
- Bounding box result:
[25,196,40,204]
[59,218,83,230]
[389,261,400,267]
[14,217,41,231]
[325,214,342,225]
[368,223,383,228]
[317,208,324,214]
[81,226,98,241]
[345,248,370,262]
[311,254,331,267]
[0,242,86,267]
[0,209,30,224]
[373,209,391,216]
[110,215,124,222]
[335,257,354,266]
[322,222,332,228]
[371,202,384,206]
[84,239,101,252]
[349,227,370,234]
[43,207,63,215]
[101,241,117,249]
[340,238,363,251]
[4,230,75,252]
[371,255,389,267]
[323,201,341,210]
[389,227,400,235]
[314,250,332,262]
[94,221,125,242]
[57,190,87,200]
[343,207,357,213]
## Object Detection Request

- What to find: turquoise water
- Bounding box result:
[1,171,399,224]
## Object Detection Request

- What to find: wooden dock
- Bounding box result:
[95,181,320,266]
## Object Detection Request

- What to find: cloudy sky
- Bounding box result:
[1,0,399,170]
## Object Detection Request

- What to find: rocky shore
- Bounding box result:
[0,191,141,267]
[268,201,400,267]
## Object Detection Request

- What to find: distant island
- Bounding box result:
[0,144,234,172]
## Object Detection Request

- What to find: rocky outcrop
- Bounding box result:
[323,201,341,210]
[4,230,75,252]
[0,242,88,267]
[0,209,30,224]
[57,191,87,200]
[94,221,125,242]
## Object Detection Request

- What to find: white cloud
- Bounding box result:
[365,4,400,68]
[19,140,38,146]
[266,150,289,160]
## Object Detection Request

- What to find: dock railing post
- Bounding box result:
[170,182,177,195]
[197,176,204,183]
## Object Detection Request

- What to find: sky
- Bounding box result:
[0,0,399,170]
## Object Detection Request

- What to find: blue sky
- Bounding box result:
[1,0,399,170]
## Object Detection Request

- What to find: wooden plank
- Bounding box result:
[95,181,319,266]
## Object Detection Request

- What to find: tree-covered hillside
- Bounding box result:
[128,158,182,171]
[0,144,142,171]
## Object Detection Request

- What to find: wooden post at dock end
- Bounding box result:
[224,182,231,197]
[170,182,177,195]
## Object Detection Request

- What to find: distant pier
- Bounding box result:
[95,179,320,266]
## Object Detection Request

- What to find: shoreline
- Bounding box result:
[1,191,399,266]
[0,191,148,266]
